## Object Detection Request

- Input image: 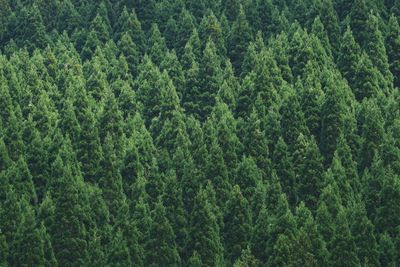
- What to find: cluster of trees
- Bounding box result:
[1,0,400,266]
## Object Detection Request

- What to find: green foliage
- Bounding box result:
[0,1,399,266]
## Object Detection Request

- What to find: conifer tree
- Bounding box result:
[297,136,325,211]
[378,233,397,266]
[0,230,8,267]
[359,100,385,171]
[12,198,45,267]
[162,170,188,258]
[108,229,132,267]
[197,39,223,120]
[280,89,308,149]
[145,200,181,266]
[320,75,346,164]
[189,187,224,267]
[99,134,128,224]
[353,52,380,101]
[223,185,252,264]
[250,205,269,263]
[273,137,296,205]
[148,23,168,66]
[242,109,271,177]
[375,168,400,236]
[228,5,252,73]
[49,155,89,266]
[364,13,393,85]
[349,202,379,266]
[329,209,360,266]
[77,107,103,183]
[350,0,369,46]
[386,15,400,88]
[299,65,324,138]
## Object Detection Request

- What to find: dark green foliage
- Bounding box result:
[223,185,252,263]
[0,1,399,266]
[189,186,224,266]
[145,200,181,266]
[296,136,325,211]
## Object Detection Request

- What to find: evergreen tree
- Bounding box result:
[250,205,269,263]
[223,185,252,264]
[108,229,132,267]
[387,15,400,88]
[353,52,380,101]
[349,202,379,266]
[273,137,296,205]
[280,88,309,149]
[297,136,325,211]
[329,209,360,266]
[350,0,369,46]
[197,39,223,120]
[77,107,102,183]
[364,13,393,85]
[337,27,361,90]
[145,200,181,266]
[320,75,346,164]
[188,187,224,267]
[12,198,45,267]
[228,5,252,73]
[359,100,385,171]
[49,155,89,266]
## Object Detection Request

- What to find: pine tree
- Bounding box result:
[162,170,188,259]
[144,200,181,266]
[364,13,393,85]
[0,230,8,267]
[6,156,37,205]
[98,89,125,156]
[235,156,262,202]
[337,27,361,89]
[228,5,252,74]
[297,136,325,211]
[148,23,168,66]
[329,209,360,266]
[39,222,58,267]
[265,194,297,265]
[386,15,400,88]
[77,107,102,183]
[197,39,223,120]
[242,109,271,178]
[223,185,252,264]
[49,155,89,266]
[15,4,48,50]
[273,137,296,205]
[108,228,132,267]
[250,205,269,263]
[378,233,397,266]
[375,168,400,236]
[118,32,140,76]
[115,7,145,53]
[349,0,369,46]
[188,187,224,267]
[280,88,308,149]
[295,202,329,265]
[359,100,385,171]
[349,202,379,266]
[12,198,45,267]
[299,64,324,138]
[99,134,128,224]
[353,52,380,101]
[205,131,231,206]
[320,74,346,164]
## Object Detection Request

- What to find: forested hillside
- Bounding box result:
[1,0,400,266]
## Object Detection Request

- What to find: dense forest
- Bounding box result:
[0,0,400,266]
